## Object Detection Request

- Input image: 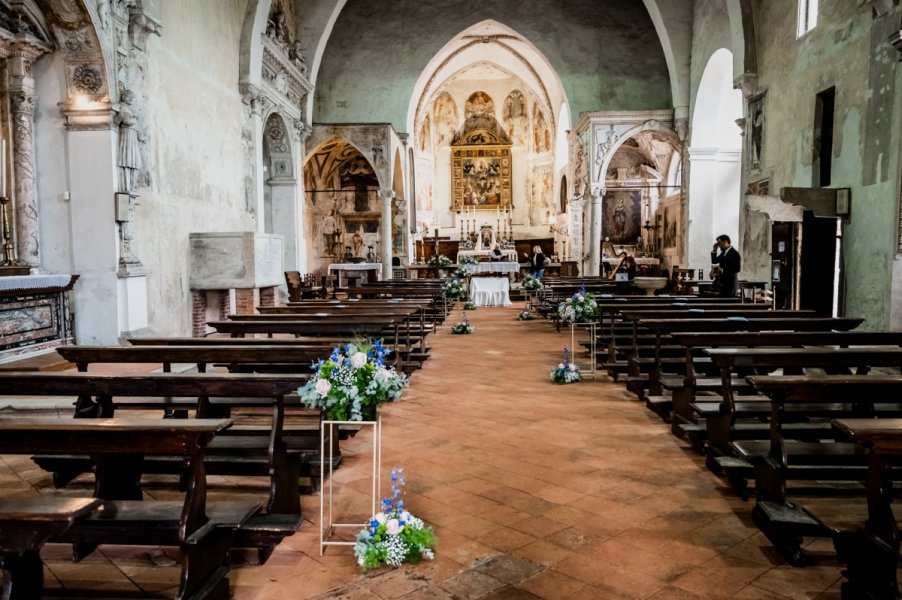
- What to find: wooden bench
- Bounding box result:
[0,372,313,563]
[0,416,253,599]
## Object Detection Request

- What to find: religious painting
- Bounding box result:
[451,146,512,210]
[601,189,641,245]
[663,203,679,249]
[433,92,458,147]
[533,106,550,153]
[747,92,766,173]
[528,164,554,225]
[417,115,431,154]
[503,90,529,147]
[465,91,495,119]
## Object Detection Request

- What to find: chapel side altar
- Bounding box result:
[0,274,79,360]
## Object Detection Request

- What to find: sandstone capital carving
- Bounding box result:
[733,73,759,100]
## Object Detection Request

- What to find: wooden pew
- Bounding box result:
[0,416,252,599]
[730,376,902,565]
[832,418,902,599]
[0,372,312,562]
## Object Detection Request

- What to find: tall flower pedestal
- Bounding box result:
[320,412,382,555]
[570,321,597,379]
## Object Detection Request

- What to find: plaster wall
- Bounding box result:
[133,0,256,335]
[314,0,671,132]
[689,0,735,119]
[749,0,901,328]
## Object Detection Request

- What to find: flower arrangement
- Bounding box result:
[517,309,534,321]
[453,265,471,278]
[442,277,467,300]
[298,340,408,421]
[451,312,475,334]
[557,284,599,324]
[550,346,581,384]
[427,254,453,268]
[458,255,478,266]
[354,468,436,570]
[521,275,543,291]
[460,238,476,251]
[463,301,477,311]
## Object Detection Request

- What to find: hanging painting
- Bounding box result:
[601,189,641,245]
[452,148,511,209]
[663,203,679,249]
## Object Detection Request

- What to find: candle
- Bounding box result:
[1,140,6,198]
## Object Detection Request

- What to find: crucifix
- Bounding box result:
[423,227,441,277]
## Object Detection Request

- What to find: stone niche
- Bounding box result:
[189,232,284,290]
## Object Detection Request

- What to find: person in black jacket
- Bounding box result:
[710,234,741,298]
[528,245,546,278]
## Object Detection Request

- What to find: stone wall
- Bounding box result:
[129,0,256,336]
[746,0,901,328]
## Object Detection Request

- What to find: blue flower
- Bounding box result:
[370,519,379,529]
[396,499,404,508]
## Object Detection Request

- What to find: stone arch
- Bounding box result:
[595,122,682,186]
[303,136,386,190]
[261,110,303,274]
[641,0,691,124]
[239,0,273,89]
[687,48,743,269]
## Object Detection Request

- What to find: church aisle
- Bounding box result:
[231,305,844,600]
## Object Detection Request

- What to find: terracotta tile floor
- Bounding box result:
[1,305,850,598]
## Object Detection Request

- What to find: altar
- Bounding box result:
[469,277,512,307]
[462,261,520,275]
[1,274,79,360]
[327,263,381,287]
[457,249,518,262]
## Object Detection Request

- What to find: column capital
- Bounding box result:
[379,189,396,200]
[59,103,116,131]
[590,184,605,200]
[733,73,759,100]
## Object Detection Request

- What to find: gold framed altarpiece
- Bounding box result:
[451,145,512,211]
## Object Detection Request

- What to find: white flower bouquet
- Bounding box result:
[557,284,599,324]
[298,340,408,421]
[442,277,467,300]
[450,312,475,334]
[521,275,543,291]
[354,468,436,570]
[458,255,478,266]
[550,346,581,384]
[427,254,453,268]
[517,309,534,321]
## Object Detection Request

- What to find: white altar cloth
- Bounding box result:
[327,263,381,287]
[0,274,74,291]
[469,276,512,307]
[464,262,520,275]
[458,249,518,262]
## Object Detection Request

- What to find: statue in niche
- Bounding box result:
[116,89,144,193]
[352,227,364,257]
[290,41,309,78]
[322,208,338,256]
[266,3,289,48]
[97,0,111,30]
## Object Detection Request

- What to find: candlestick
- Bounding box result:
[1,139,6,199]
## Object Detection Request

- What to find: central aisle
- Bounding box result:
[232,305,843,600]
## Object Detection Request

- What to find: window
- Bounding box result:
[797,0,818,37]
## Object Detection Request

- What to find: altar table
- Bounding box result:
[458,249,518,262]
[469,277,512,307]
[463,262,521,275]
[327,263,381,287]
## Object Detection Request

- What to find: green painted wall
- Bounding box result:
[313,0,672,132]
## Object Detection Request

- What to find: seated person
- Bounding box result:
[490,243,503,261]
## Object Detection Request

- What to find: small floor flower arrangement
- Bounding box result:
[463,301,477,311]
[550,346,581,384]
[442,277,467,300]
[450,311,475,334]
[355,468,436,570]
[521,275,543,291]
[298,340,408,421]
[558,284,599,324]
[518,309,534,320]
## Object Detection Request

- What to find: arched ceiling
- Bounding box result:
[311,0,672,133]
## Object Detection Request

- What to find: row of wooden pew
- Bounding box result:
[534,289,902,599]
[0,284,447,598]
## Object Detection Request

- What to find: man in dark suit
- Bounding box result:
[711,234,741,298]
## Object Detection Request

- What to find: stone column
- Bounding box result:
[588,184,604,277]
[568,195,585,265]
[380,189,395,280]
[8,52,39,269]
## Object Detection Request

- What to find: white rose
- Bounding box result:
[577,295,584,302]
[314,378,331,396]
[374,512,387,524]
[400,511,411,522]
[351,352,368,369]
[569,364,577,371]
[386,519,402,535]
[558,363,564,369]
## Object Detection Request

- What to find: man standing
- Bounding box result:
[711,235,741,298]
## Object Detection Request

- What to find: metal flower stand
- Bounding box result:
[319,412,382,555]
[570,321,597,379]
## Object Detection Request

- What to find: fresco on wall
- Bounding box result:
[503,90,529,147]
[748,93,766,173]
[465,91,495,119]
[528,164,555,225]
[602,189,641,245]
[433,92,459,146]
[663,203,679,249]
[533,106,550,153]
[414,157,433,211]
[417,115,431,154]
